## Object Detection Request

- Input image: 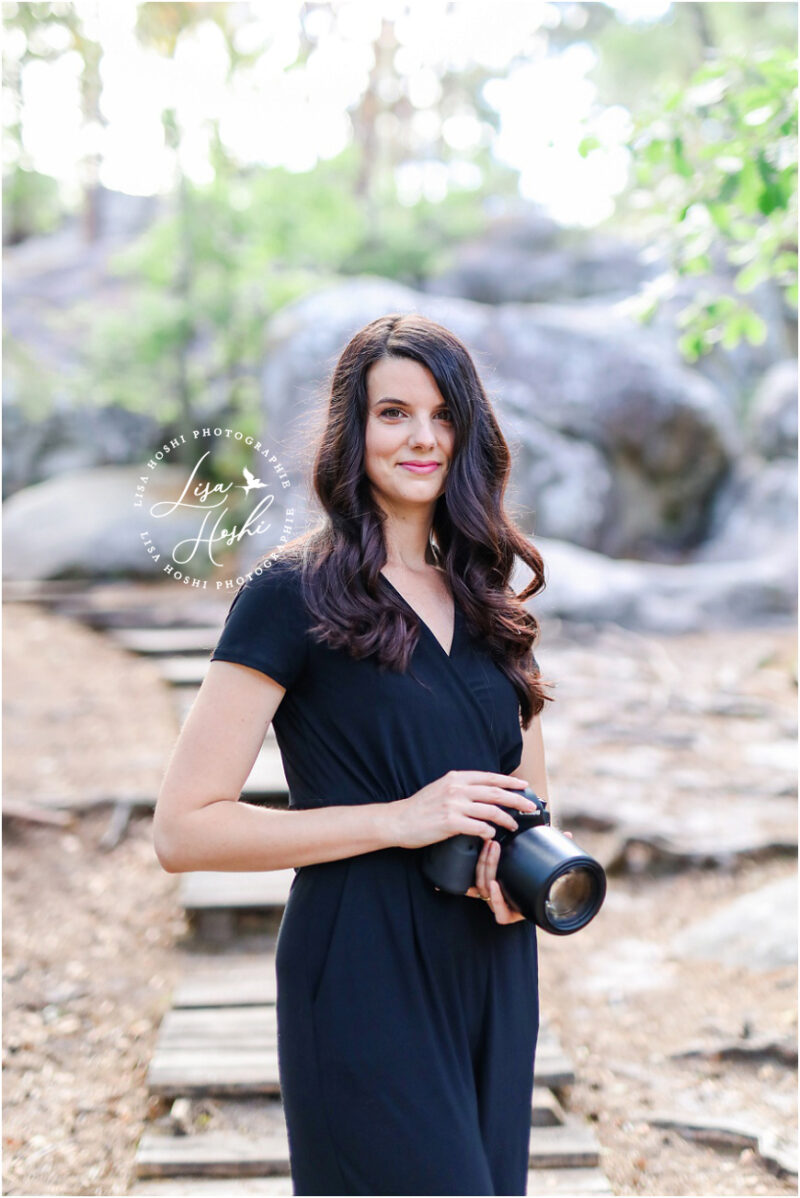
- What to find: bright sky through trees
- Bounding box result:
[8,0,674,226]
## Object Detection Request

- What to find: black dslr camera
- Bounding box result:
[419,788,606,935]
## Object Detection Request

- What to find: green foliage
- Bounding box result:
[82,148,489,479]
[2,167,62,243]
[626,47,797,361]
[84,153,369,443]
[2,329,63,421]
[339,188,489,283]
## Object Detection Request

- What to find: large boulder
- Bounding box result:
[500,380,612,549]
[689,359,797,564]
[2,389,161,501]
[669,875,797,972]
[693,457,797,562]
[262,277,740,558]
[514,535,796,631]
[2,466,220,581]
[422,206,657,304]
[749,360,798,460]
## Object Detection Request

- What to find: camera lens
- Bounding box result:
[544,867,598,929]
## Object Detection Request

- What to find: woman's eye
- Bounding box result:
[380,408,453,421]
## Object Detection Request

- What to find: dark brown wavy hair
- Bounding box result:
[255,312,553,727]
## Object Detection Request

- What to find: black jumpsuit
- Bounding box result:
[210,559,540,1196]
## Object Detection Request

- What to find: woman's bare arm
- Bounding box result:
[509,712,562,826]
[153,660,396,873]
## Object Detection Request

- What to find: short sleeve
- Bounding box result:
[209,562,309,689]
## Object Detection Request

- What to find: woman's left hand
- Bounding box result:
[465,827,575,924]
[466,838,526,924]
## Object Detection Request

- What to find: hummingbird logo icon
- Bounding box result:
[239,467,268,498]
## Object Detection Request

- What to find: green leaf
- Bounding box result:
[672,136,693,178]
[682,253,713,275]
[707,202,732,233]
[642,138,668,166]
[735,261,770,292]
[773,251,798,273]
[578,134,601,157]
[678,330,705,362]
[742,310,768,345]
[718,173,740,203]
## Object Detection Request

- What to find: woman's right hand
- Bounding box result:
[387,770,539,850]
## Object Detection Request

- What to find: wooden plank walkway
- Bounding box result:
[147,1002,575,1097]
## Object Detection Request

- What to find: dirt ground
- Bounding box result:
[2,599,797,1196]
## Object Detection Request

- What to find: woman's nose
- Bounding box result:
[408,419,436,448]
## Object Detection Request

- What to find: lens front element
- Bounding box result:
[545,867,598,930]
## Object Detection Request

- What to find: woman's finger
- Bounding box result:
[489,877,526,923]
[469,842,526,923]
[475,838,491,898]
[485,845,526,923]
[466,839,490,901]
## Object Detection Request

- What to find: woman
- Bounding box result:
[153,312,558,1196]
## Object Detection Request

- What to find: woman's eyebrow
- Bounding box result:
[374,397,447,407]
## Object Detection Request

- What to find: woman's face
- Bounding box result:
[364,356,456,516]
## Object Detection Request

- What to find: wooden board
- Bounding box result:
[157,656,213,686]
[148,1055,282,1096]
[155,1007,569,1048]
[135,1129,288,1177]
[526,1166,612,1194]
[134,1116,599,1179]
[162,653,295,688]
[111,627,220,655]
[179,870,295,913]
[532,1085,567,1127]
[2,580,87,603]
[129,1178,294,1195]
[148,1007,573,1096]
[172,956,279,1008]
[130,1166,613,1195]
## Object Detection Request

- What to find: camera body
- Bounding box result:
[419,788,606,935]
[420,791,550,894]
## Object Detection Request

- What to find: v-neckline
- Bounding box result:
[379,571,458,661]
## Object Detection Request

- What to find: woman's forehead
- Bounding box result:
[366,357,444,404]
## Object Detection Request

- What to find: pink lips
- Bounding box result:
[399,462,440,473]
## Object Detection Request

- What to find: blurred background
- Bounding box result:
[2,3,797,1197]
[2,0,798,609]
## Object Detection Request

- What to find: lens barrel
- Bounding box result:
[497,824,606,934]
[418,790,607,935]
